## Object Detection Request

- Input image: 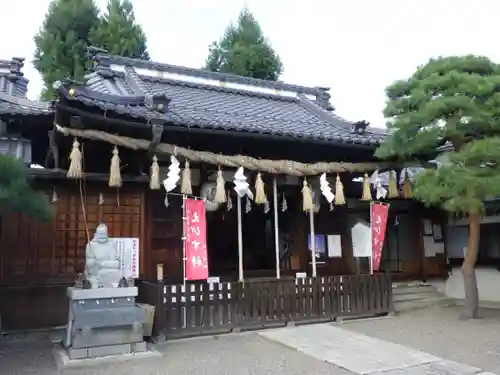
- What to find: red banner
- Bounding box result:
[184,198,209,280]
[371,202,390,272]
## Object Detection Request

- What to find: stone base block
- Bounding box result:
[53,345,162,370]
[72,327,143,348]
[67,341,148,360]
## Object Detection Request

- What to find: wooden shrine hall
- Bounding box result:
[0,53,447,331]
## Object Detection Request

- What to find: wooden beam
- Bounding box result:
[27,168,149,183]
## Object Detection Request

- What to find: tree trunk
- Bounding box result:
[460,213,480,319]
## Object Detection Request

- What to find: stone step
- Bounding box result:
[392,285,438,295]
[393,290,442,302]
[394,296,456,312]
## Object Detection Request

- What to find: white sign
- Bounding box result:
[351,221,372,257]
[327,235,342,257]
[112,237,140,279]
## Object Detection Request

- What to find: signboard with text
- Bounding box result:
[371,203,389,272]
[113,237,140,279]
[185,198,209,280]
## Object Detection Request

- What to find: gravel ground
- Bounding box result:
[0,331,355,375]
[341,306,500,374]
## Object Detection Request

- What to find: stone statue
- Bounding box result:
[85,223,122,288]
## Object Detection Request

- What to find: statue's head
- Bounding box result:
[93,223,109,243]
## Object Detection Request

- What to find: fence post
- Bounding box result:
[154,281,167,342]
[386,272,394,313]
[232,281,243,332]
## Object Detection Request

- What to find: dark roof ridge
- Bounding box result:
[59,83,170,113]
[0,92,50,108]
[94,53,326,97]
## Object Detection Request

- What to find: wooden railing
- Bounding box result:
[138,274,392,340]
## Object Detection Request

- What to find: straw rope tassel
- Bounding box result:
[180,160,192,195]
[388,170,399,198]
[149,155,160,190]
[302,178,313,212]
[403,169,413,199]
[214,167,227,204]
[254,172,266,204]
[67,138,83,179]
[334,174,346,205]
[361,172,372,201]
[108,146,122,188]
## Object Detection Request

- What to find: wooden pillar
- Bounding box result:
[416,204,427,281]
[340,207,358,275]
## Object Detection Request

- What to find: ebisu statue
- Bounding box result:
[84,223,122,288]
[64,223,147,360]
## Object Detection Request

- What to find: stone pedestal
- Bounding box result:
[65,287,148,360]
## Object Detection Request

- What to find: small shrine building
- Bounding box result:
[0,53,446,330]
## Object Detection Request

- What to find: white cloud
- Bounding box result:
[2,0,500,128]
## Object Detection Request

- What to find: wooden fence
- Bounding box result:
[138,274,392,340]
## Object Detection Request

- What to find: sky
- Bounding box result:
[2,0,500,128]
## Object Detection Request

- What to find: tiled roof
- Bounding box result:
[0,57,51,116]
[58,53,387,146]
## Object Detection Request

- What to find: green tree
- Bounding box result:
[204,9,283,80]
[376,55,500,319]
[34,0,100,99]
[0,156,52,222]
[89,0,149,60]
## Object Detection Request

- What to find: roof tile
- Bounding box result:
[59,53,387,146]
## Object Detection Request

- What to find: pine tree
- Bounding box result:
[204,9,283,81]
[0,156,52,222]
[34,0,100,99]
[376,55,500,319]
[89,0,149,60]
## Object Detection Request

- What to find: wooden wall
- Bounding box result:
[0,181,146,330]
